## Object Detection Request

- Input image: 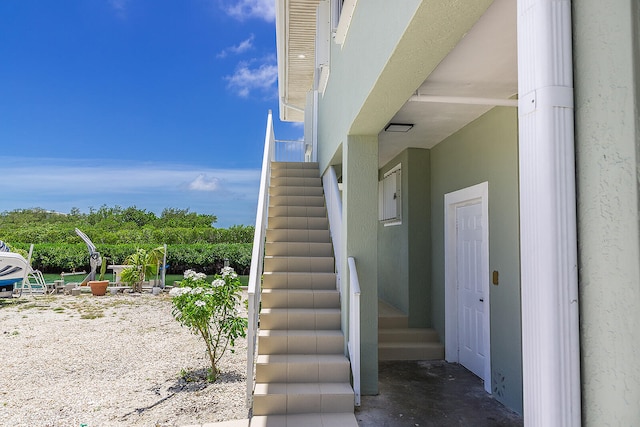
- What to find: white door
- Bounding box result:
[456,202,486,378]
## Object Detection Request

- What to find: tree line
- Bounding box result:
[0,206,254,274]
[0,206,254,245]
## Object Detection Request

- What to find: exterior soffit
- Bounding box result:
[377,0,517,167]
[349,0,495,137]
[276,0,321,122]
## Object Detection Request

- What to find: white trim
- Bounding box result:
[275,0,287,120]
[383,163,401,177]
[444,182,491,393]
[334,0,358,46]
[347,257,361,406]
[316,0,331,96]
[379,164,402,225]
[410,94,518,107]
[318,65,330,96]
[312,90,318,162]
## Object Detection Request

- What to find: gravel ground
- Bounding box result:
[0,292,248,427]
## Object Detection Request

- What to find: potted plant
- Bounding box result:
[121,246,165,293]
[88,257,109,296]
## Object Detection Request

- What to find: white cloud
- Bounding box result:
[188,174,221,191]
[230,34,255,54]
[224,0,275,22]
[225,60,277,98]
[108,0,129,18]
[217,34,255,59]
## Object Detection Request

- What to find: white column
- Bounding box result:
[517,0,581,425]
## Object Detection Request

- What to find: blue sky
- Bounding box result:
[0,0,301,227]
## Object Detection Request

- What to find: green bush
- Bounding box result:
[0,206,255,274]
[0,206,254,245]
[170,268,247,381]
[9,243,252,275]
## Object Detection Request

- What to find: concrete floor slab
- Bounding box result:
[355,361,523,426]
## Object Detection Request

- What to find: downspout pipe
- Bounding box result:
[517,0,581,425]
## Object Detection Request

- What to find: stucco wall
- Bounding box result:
[378,151,410,312]
[343,135,379,395]
[317,1,421,169]
[378,149,431,327]
[430,107,522,413]
[573,0,640,424]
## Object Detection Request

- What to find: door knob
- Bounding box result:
[479,298,484,302]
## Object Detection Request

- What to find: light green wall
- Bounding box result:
[378,149,431,327]
[573,1,640,424]
[312,0,518,407]
[317,0,493,172]
[378,151,410,312]
[343,135,379,395]
[430,107,522,413]
[317,0,420,169]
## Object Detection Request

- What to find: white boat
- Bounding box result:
[0,252,29,298]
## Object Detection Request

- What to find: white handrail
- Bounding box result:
[347,256,361,406]
[322,166,343,293]
[246,110,275,408]
[323,167,360,405]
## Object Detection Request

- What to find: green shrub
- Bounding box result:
[9,243,252,275]
[170,268,247,381]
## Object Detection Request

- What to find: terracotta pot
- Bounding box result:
[88,280,109,296]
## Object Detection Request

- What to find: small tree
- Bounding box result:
[121,246,165,292]
[170,268,247,381]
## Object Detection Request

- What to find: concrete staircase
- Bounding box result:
[252,162,358,427]
[378,300,445,361]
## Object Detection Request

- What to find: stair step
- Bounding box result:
[252,382,354,415]
[378,328,440,343]
[269,195,325,208]
[250,413,358,427]
[266,242,333,257]
[258,329,344,355]
[266,229,331,243]
[378,314,408,329]
[271,162,319,178]
[267,216,329,230]
[256,354,350,383]
[264,256,335,273]
[263,272,337,290]
[378,342,445,361]
[260,308,341,330]
[270,169,321,178]
[270,176,322,188]
[271,161,318,169]
[270,185,324,197]
[269,206,327,219]
[262,289,340,309]
[378,300,409,329]
[272,161,319,170]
